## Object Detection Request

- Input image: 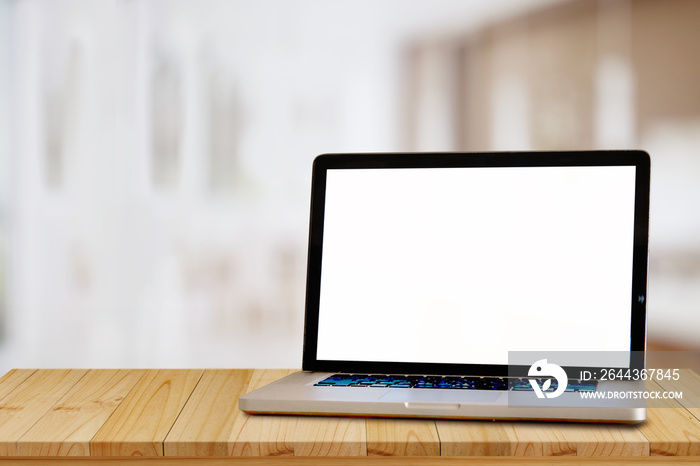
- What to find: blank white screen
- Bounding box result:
[316,166,636,365]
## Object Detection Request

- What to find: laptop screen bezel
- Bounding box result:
[301,151,650,377]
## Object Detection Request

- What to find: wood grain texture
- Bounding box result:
[226,369,298,457]
[294,417,366,456]
[0,369,88,456]
[656,369,700,422]
[164,369,257,456]
[637,380,700,456]
[4,456,700,465]
[91,369,203,457]
[562,424,649,456]
[1,368,700,459]
[16,369,146,456]
[502,422,577,456]
[503,422,648,457]
[0,369,37,401]
[436,420,511,456]
[366,419,440,456]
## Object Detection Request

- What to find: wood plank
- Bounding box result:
[227,369,298,456]
[502,422,577,456]
[504,421,649,457]
[16,369,146,456]
[294,416,367,456]
[436,420,511,456]
[0,369,37,401]
[366,418,440,456]
[163,369,256,456]
[637,379,700,456]
[439,418,647,457]
[217,369,366,457]
[656,369,700,422]
[0,368,698,460]
[5,456,700,466]
[91,369,203,457]
[566,424,649,456]
[0,369,88,456]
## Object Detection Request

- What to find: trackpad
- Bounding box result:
[380,390,502,403]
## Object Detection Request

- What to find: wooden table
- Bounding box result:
[0,368,699,465]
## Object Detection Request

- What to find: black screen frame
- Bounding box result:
[301,151,650,377]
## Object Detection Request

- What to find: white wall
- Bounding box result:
[0,0,563,373]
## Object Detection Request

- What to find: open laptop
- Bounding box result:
[239,151,650,423]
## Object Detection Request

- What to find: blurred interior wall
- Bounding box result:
[4,0,531,372]
[0,0,698,374]
[404,0,700,348]
[0,0,8,343]
[634,0,700,132]
[406,0,700,150]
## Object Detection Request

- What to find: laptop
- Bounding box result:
[239,151,650,423]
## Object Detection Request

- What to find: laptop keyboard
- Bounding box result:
[315,374,598,392]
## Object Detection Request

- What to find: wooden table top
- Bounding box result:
[0,368,699,465]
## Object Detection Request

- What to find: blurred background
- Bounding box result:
[0,0,698,374]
